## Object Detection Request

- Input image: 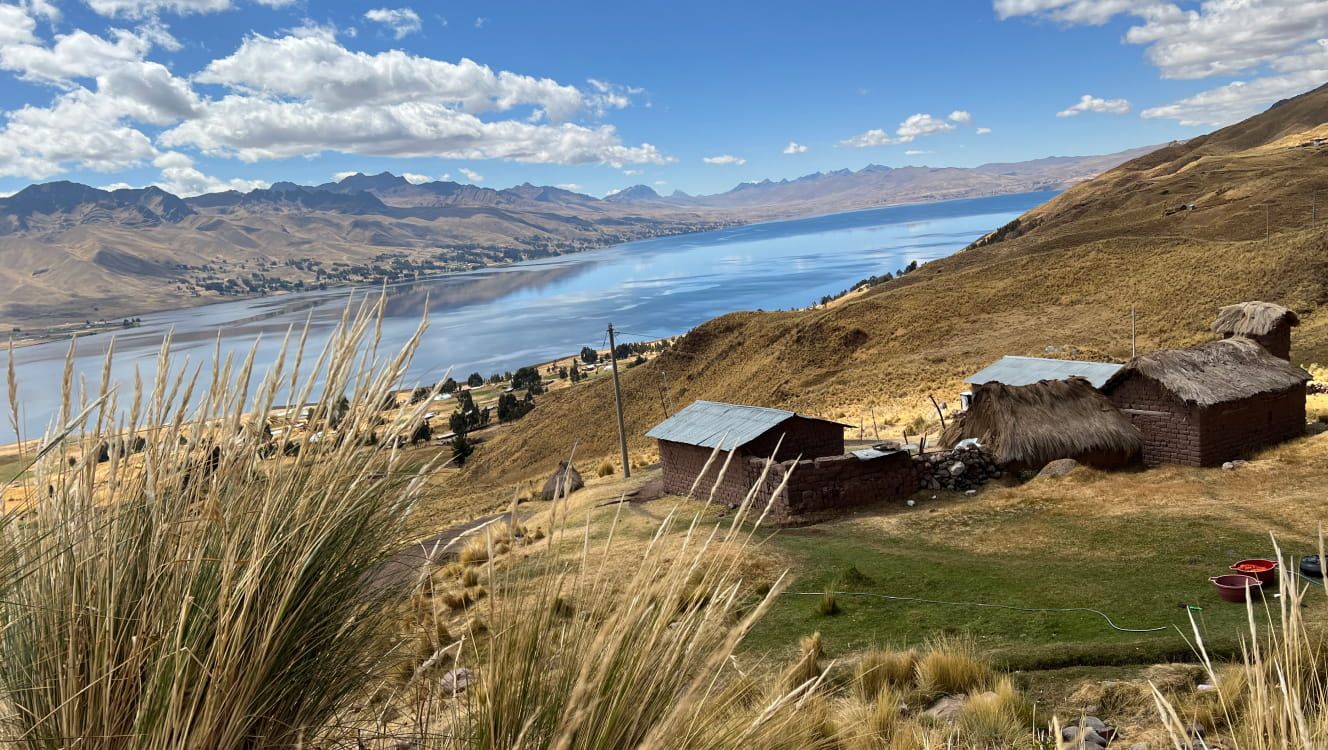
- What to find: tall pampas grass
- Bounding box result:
[0,297,441,748]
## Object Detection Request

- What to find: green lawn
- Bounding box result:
[742,480,1327,671]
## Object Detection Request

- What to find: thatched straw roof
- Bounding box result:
[540,461,585,502]
[943,377,1142,467]
[1211,301,1299,337]
[1103,338,1310,407]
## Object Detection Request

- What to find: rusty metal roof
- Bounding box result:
[646,400,844,449]
[965,356,1122,389]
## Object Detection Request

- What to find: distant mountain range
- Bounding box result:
[0,145,1155,328]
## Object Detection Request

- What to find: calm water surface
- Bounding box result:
[0,190,1053,442]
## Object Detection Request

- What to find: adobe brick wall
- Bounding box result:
[657,440,754,506]
[750,450,918,525]
[1109,375,1305,467]
[1197,384,1306,465]
[744,418,845,461]
[1108,375,1203,466]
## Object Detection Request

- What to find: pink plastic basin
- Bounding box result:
[1210,574,1262,603]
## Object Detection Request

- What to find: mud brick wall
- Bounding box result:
[1108,376,1203,467]
[1110,375,1306,467]
[743,419,845,462]
[752,450,917,525]
[657,441,754,505]
[1197,384,1305,465]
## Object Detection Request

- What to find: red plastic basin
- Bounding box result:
[1231,559,1279,585]
[1211,574,1262,603]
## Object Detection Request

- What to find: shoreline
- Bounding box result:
[2,187,1064,349]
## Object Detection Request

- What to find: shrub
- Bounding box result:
[597,460,616,477]
[856,649,918,700]
[817,590,842,616]
[914,635,993,699]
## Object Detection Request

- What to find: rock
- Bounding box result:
[964,489,977,497]
[441,667,472,695]
[906,499,916,507]
[1062,726,1107,747]
[1039,458,1080,479]
[1128,744,1148,750]
[948,461,966,477]
[923,695,966,722]
[1188,721,1205,739]
[1080,716,1109,733]
[1221,461,1235,471]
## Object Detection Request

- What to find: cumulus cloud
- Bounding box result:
[997,0,1328,125]
[976,127,992,135]
[85,0,293,17]
[585,78,642,116]
[904,149,932,156]
[1057,94,1131,117]
[0,4,38,46]
[364,7,422,39]
[783,140,808,154]
[702,154,746,165]
[556,182,580,191]
[840,111,976,148]
[402,172,431,184]
[458,167,483,183]
[152,150,267,196]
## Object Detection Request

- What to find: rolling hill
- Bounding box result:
[0,147,1150,329]
[455,82,1328,494]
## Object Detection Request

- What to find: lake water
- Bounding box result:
[0,190,1053,443]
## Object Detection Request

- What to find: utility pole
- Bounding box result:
[1265,203,1271,241]
[607,323,630,478]
[1131,304,1137,358]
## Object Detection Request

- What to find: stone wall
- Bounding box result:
[912,445,1003,491]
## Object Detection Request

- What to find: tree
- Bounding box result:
[570,366,583,383]
[410,420,432,445]
[497,392,535,423]
[557,366,568,379]
[439,377,457,394]
[467,372,484,388]
[410,386,431,404]
[614,343,633,360]
[512,366,542,394]
[580,346,599,365]
[450,435,474,466]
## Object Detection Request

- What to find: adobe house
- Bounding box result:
[1102,338,1310,467]
[1211,301,1299,360]
[942,377,1142,469]
[647,400,847,505]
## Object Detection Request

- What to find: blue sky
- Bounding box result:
[1,0,1326,198]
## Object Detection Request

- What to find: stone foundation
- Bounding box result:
[911,445,1003,491]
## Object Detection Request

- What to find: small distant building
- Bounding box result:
[1211,301,1299,360]
[647,400,847,504]
[1103,338,1310,467]
[942,377,1142,469]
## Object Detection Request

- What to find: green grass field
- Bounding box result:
[747,511,1298,671]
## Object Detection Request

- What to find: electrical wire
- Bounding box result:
[781,590,1170,634]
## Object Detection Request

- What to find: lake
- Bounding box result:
[0,190,1053,443]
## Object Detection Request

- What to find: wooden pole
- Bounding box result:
[607,323,630,478]
[870,408,880,440]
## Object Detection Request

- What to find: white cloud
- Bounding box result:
[0,13,670,183]
[976,127,992,135]
[783,140,808,154]
[556,182,580,191]
[840,112,964,148]
[585,78,641,116]
[948,110,973,125]
[0,4,38,46]
[653,180,666,185]
[1057,94,1131,117]
[998,0,1328,126]
[84,0,292,17]
[364,7,422,39]
[473,16,486,28]
[458,167,483,183]
[152,150,267,196]
[904,149,932,156]
[333,170,358,182]
[702,154,746,165]
[402,172,432,184]
[100,181,134,190]
[622,168,642,176]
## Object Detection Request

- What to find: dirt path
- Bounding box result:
[371,510,517,592]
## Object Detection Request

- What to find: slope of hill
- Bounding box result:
[0,147,1150,329]
[456,83,1328,493]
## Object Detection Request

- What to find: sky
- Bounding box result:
[0,0,1326,199]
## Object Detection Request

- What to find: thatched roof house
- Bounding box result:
[540,461,585,502]
[1103,337,1310,466]
[942,377,1142,469]
[1210,301,1299,359]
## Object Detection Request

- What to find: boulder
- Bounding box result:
[440,667,472,695]
[922,694,966,722]
[1039,458,1081,479]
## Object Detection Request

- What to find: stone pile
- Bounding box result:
[912,444,1002,492]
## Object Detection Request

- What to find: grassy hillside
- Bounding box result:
[448,84,1328,496]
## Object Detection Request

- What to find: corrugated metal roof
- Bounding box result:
[646,400,842,449]
[965,356,1123,389]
